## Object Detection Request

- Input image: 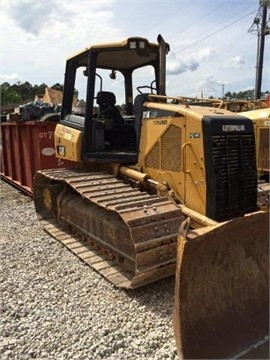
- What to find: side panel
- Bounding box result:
[138,114,187,203]
[139,110,207,216]
[54,123,83,162]
[183,114,206,215]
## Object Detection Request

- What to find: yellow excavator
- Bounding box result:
[33,35,269,359]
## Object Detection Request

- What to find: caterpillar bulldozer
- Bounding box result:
[239,108,270,212]
[239,108,270,180]
[33,35,269,359]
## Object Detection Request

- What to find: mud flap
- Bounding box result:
[173,211,269,359]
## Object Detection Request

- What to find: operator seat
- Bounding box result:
[95,91,137,151]
[96,91,123,126]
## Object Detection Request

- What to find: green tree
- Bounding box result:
[51,83,78,98]
[1,82,21,105]
[52,83,64,92]
[33,83,47,95]
[225,89,255,99]
[18,81,33,102]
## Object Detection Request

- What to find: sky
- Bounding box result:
[1,0,270,104]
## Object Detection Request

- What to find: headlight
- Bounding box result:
[139,41,145,49]
[129,41,137,49]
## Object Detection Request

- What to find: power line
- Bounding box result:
[172,9,257,55]
[140,1,192,37]
[169,2,229,40]
[190,4,254,41]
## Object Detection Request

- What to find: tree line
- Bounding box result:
[1,81,269,107]
[1,82,65,106]
[224,89,264,100]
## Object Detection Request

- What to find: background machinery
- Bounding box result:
[240,107,270,180]
[239,107,270,211]
[33,35,269,359]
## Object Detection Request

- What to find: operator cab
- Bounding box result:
[57,35,169,163]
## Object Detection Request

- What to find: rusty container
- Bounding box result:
[0,121,73,195]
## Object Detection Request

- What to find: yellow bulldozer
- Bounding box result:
[33,35,269,359]
[239,108,270,212]
[239,108,270,179]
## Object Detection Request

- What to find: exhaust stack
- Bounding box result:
[157,34,170,96]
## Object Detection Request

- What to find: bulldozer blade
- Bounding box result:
[173,211,269,359]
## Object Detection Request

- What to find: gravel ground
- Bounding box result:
[0,180,179,360]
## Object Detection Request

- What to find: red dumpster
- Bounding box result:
[0,121,73,195]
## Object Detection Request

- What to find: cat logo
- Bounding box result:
[57,145,66,157]
[189,132,200,138]
[222,125,245,131]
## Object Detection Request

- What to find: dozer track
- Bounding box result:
[33,168,185,288]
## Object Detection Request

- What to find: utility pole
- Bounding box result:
[222,84,225,99]
[249,0,270,100]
